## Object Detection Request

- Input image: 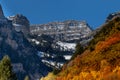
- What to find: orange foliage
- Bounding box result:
[55,32,120,80]
[56,66,120,80]
[95,33,120,53]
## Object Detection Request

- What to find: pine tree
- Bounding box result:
[0,55,17,80]
[71,43,84,60]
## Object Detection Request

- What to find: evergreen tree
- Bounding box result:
[71,43,84,60]
[0,55,17,80]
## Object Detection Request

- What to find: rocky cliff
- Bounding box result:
[0,5,4,18]
[0,5,52,80]
[8,14,30,36]
[30,20,93,42]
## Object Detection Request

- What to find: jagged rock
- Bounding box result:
[8,14,30,36]
[106,12,120,22]
[12,14,29,26]
[0,4,52,80]
[0,4,4,18]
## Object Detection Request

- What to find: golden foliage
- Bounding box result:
[55,33,120,80]
[40,73,56,80]
[46,17,120,80]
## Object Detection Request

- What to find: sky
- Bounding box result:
[0,0,120,29]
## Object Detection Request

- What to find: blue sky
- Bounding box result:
[1,0,120,29]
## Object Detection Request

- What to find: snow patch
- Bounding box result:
[41,59,63,68]
[13,23,22,27]
[37,51,45,57]
[64,55,72,60]
[57,41,76,50]
[31,39,40,45]
[7,16,15,20]
[37,51,51,58]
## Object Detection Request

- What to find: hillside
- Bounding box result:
[41,16,120,80]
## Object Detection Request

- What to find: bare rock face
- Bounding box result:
[0,4,51,80]
[30,20,93,43]
[0,4,4,18]
[12,14,29,26]
[8,14,30,36]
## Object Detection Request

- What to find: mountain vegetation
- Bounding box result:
[41,16,120,80]
[0,55,17,80]
[71,43,84,60]
[1,3,120,80]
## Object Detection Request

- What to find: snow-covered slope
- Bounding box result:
[56,41,76,51]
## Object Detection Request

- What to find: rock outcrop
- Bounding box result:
[106,11,120,22]
[8,14,30,36]
[0,4,4,18]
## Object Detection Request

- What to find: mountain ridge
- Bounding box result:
[30,20,93,43]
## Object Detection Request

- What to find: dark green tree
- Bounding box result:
[71,43,84,60]
[0,55,17,80]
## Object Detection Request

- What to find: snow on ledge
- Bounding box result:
[64,55,72,60]
[57,41,76,50]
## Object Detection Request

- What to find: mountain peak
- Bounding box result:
[0,4,5,18]
[106,11,120,22]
